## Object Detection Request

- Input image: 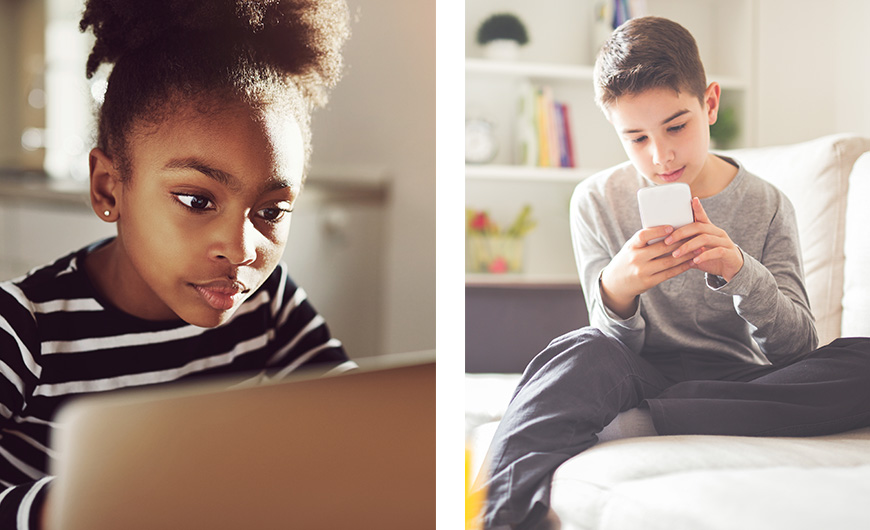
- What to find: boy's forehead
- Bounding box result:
[607,87,700,128]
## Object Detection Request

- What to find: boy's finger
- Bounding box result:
[692,197,710,223]
[634,225,673,247]
[652,257,695,284]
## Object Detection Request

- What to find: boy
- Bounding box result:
[479,16,870,530]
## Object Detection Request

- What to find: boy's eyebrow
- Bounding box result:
[163,157,294,196]
[621,109,691,134]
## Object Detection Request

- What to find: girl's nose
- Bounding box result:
[210,216,258,266]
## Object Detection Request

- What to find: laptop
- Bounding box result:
[46,352,435,530]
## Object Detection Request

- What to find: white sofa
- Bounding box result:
[466,134,870,530]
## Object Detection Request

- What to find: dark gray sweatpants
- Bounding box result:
[479,327,870,530]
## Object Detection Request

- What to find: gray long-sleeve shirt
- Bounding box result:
[570,157,818,364]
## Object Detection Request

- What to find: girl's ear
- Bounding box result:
[89,148,121,222]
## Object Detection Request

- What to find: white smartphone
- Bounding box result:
[637,182,694,244]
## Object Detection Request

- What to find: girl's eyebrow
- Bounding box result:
[164,157,240,191]
[163,157,294,196]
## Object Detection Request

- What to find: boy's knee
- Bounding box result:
[543,326,623,355]
[526,327,634,379]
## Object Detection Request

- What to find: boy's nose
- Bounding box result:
[651,139,674,166]
[211,216,258,266]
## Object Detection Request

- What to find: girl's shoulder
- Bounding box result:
[2,245,92,317]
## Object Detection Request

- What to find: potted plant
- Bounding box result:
[476,13,529,61]
[466,205,536,273]
[710,106,739,149]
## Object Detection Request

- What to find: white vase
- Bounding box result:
[483,39,521,61]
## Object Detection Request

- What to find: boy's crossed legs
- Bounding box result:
[478,329,870,530]
[479,327,677,530]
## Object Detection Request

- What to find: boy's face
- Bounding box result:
[606,84,720,192]
[109,101,304,327]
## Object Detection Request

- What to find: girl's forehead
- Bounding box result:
[129,100,305,186]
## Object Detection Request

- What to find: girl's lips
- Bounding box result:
[192,281,248,311]
[658,167,685,183]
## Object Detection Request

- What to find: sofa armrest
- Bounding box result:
[842,152,870,337]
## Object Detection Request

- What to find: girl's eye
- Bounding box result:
[257,207,292,223]
[668,123,687,133]
[174,194,214,211]
[630,135,648,144]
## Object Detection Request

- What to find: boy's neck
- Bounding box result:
[690,153,739,199]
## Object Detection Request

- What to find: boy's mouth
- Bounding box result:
[191,280,249,311]
[657,167,685,183]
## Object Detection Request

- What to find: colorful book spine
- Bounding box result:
[515,82,537,166]
[561,103,576,168]
[524,84,578,169]
[554,102,568,167]
[535,88,550,167]
[543,86,560,167]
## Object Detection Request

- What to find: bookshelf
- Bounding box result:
[465,0,756,285]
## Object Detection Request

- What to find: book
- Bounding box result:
[554,102,569,167]
[535,88,550,167]
[522,84,578,169]
[542,86,560,167]
[560,102,576,168]
[514,81,538,166]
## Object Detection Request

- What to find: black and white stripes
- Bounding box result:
[0,244,349,529]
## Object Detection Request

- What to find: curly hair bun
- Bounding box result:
[80,0,348,88]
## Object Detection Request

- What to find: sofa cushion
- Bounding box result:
[554,463,870,530]
[842,152,870,337]
[551,427,870,530]
[720,134,870,347]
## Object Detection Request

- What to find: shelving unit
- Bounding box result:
[465,58,595,80]
[465,0,756,285]
[465,164,595,182]
[465,273,580,289]
[467,56,748,92]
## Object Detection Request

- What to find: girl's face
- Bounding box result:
[103,100,304,327]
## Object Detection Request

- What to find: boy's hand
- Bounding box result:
[600,225,698,319]
[665,197,744,282]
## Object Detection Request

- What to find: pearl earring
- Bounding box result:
[104,210,111,217]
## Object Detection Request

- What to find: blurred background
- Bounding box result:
[0,0,435,360]
[464,0,870,372]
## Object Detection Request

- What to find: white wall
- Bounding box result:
[309,0,435,355]
[833,0,870,138]
[756,0,870,145]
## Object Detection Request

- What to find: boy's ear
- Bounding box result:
[704,82,722,126]
[89,147,122,223]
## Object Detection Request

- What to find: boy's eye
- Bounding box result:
[174,194,214,211]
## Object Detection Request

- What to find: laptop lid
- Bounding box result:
[47,354,435,530]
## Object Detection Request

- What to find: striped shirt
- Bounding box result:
[0,241,351,528]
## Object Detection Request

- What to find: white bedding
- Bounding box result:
[466,373,870,530]
[555,463,870,530]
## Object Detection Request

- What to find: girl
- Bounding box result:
[0,0,353,527]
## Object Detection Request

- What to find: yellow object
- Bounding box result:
[465,445,485,530]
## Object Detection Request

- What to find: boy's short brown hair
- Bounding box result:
[594,16,707,111]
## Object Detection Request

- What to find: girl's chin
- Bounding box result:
[177,305,239,328]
